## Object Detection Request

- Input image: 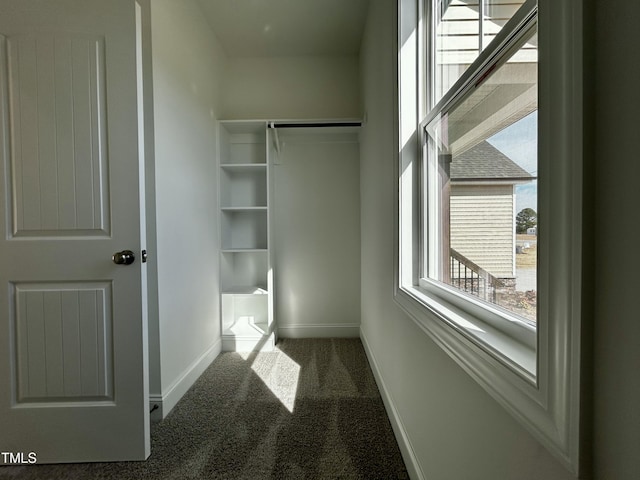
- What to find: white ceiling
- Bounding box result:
[197,0,370,58]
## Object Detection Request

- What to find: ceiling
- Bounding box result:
[197,0,370,58]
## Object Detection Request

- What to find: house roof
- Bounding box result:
[450,141,535,183]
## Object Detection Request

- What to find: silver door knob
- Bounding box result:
[112,250,136,265]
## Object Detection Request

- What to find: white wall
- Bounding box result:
[592,0,640,478]
[222,56,360,120]
[274,131,361,338]
[359,1,574,478]
[149,0,226,417]
[147,5,360,415]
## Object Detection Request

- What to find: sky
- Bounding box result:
[487,111,538,213]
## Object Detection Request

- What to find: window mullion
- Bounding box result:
[479,0,484,52]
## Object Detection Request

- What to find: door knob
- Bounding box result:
[112,250,136,265]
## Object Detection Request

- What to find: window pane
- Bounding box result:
[482,1,527,50]
[426,28,538,323]
[433,0,530,104]
[435,1,480,103]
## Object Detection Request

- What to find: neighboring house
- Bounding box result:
[449,141,535,281]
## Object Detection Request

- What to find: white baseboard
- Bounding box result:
[360,328,425,480]
[149,338,222,421]
[278,323,360,338]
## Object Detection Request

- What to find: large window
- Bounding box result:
[396,0,583,474]
[424,10,539,355]
[421,0,540,375]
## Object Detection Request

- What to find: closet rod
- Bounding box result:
[269,121,361,129]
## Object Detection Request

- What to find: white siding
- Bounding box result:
[450,184,515,278]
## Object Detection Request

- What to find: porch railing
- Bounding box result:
[449,248,504,303]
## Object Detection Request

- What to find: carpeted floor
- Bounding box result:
[0,338,409,479]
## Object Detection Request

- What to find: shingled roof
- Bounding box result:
[450,141,534,182]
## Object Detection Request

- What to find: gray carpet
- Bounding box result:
[0,338,409,479]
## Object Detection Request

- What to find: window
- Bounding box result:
[396,0,583,474]
[423,10,539,374]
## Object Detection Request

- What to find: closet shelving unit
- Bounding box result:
[218,120,275,351]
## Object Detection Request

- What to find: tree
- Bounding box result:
[516,208,537,234]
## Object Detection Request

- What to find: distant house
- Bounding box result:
[449,141,535,281]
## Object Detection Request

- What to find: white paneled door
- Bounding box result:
[0,0,150,463]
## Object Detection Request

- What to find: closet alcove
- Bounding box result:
[218,121,361,351]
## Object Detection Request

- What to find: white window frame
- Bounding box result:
[395,0,584,474]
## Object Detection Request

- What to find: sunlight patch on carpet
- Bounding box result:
[251,351,300,412]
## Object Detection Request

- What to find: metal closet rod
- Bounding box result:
[268,121,362,129]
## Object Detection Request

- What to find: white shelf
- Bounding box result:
[220,209,267,250]
[218,120,274,349]
[219,123,266,165]
[221,248,268,253]
[221,287,268,295]
[221,294,269,337]
[220,166,267,208]
[221,163,267,169]
[219,120,266,135]
[220,207,268,211]
[223,321,269,337]
[220,249,268,292]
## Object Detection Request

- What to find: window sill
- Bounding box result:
[398,283,537,381]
